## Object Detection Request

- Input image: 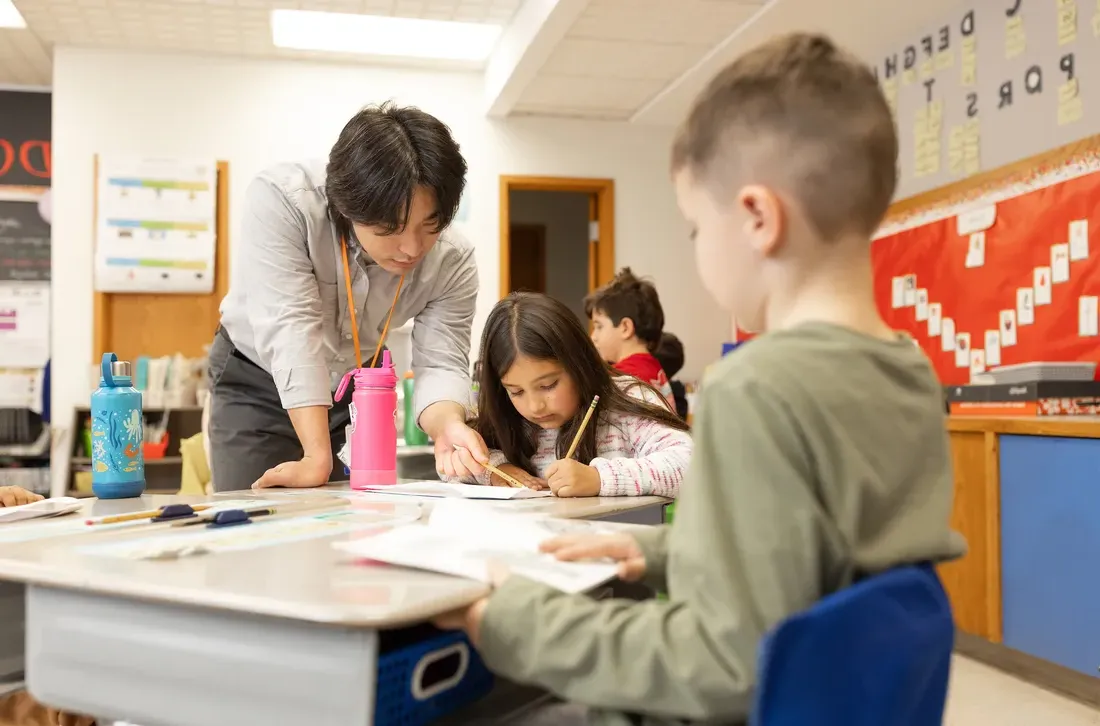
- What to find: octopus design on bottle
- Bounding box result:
[92,408,144,474]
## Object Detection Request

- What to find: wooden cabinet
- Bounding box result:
[941,429,1002,641]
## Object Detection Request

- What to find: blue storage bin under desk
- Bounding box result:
[376,624,494,725]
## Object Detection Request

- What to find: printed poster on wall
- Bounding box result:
[0,200,50,283]
[0,89,51,409]
[94,157,217,294]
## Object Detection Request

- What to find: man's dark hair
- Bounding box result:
[326,102,467,238]
[584,267,665,349]
[653,332,685,378]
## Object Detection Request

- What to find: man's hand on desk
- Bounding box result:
[251,454,331,489]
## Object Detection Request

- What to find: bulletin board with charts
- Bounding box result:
[91,156,231,363]
[94,157,218,294]
[873,144,1100,385]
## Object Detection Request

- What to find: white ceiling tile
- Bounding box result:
[570,0,763,45]
[519,73,664,111]
[542,37,708,81]
[0,28,52,86]
[1,0,761,124]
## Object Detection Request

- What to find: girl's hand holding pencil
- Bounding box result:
[545,459,601,497]
[545,394,602,497]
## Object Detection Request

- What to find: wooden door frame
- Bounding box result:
[499,176,615,299]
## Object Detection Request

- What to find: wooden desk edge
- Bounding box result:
[947,416,1100,439]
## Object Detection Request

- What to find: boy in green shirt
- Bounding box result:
[435,32,965,725]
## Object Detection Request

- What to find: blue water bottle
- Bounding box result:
[91,352,145,499]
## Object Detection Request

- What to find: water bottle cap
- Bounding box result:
[111,361,132,377]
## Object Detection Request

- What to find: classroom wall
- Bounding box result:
[507,189,590,323]
[877,1,1100,199]
[51,47,725,492]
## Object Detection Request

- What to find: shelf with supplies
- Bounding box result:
[67,406,203,497]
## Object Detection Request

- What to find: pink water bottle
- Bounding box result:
[335,350,399,489]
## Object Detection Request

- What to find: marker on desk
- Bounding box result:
[171,500,343,527]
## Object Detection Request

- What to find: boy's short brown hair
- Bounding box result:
[584,267,665,349]
[670,32,897,240]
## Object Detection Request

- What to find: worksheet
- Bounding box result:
[335,499,618,593]
[0,497,82,524]
[364,481,552,500]
[79,505,421,560]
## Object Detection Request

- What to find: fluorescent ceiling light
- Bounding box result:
[271,10,502,62]
[0,0,27,29]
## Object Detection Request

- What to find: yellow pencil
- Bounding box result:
[85,505,213,526]
[564,394,600,460]
[452,444,525,488]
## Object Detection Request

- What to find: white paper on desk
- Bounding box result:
[365,481,552,500]
[336,499,618,593]
[0,497,82,524]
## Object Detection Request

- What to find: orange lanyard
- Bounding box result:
[340,236,405,369]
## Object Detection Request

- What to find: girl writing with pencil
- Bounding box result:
[452,293,692,498]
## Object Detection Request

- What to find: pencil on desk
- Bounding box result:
[564,394,600,460]
[86,505,213,526]
[452,444,525,488]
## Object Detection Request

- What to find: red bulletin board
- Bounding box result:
[873,169,1100,385]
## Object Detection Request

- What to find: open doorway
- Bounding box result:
[499,176,615,323]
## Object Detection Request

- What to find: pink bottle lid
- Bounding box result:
[335,350,398,401]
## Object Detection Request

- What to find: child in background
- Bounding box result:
[653,333,689,420]
[435,33,964,725]
[585,268,675,409]
[0,487,97,726]
[456,292,692,498]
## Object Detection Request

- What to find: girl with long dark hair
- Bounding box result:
[459,293,692,498]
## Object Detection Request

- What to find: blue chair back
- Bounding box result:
[750,564,954,726]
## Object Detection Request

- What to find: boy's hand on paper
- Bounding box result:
[541,533,646,582]
[251,455,331,490]
[546,459,601,497]
[435,421,489,479]
[491,464,547,490]
[0,485,44,507]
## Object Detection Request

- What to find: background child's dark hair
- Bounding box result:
[653,332,689,420]
[477,292,689,475]
[583,267,665,350]
[653,332,685,378]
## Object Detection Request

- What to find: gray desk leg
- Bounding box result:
[0,582,24,680]
[26,585,378,726]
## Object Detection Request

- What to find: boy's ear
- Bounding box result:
[739,184,785,258]
[617,317,636,340]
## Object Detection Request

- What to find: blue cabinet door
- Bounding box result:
[1000,435,1100,678]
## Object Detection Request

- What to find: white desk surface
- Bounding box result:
[0,487,667,629]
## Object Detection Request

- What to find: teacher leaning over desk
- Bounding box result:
[208,103,488,491]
